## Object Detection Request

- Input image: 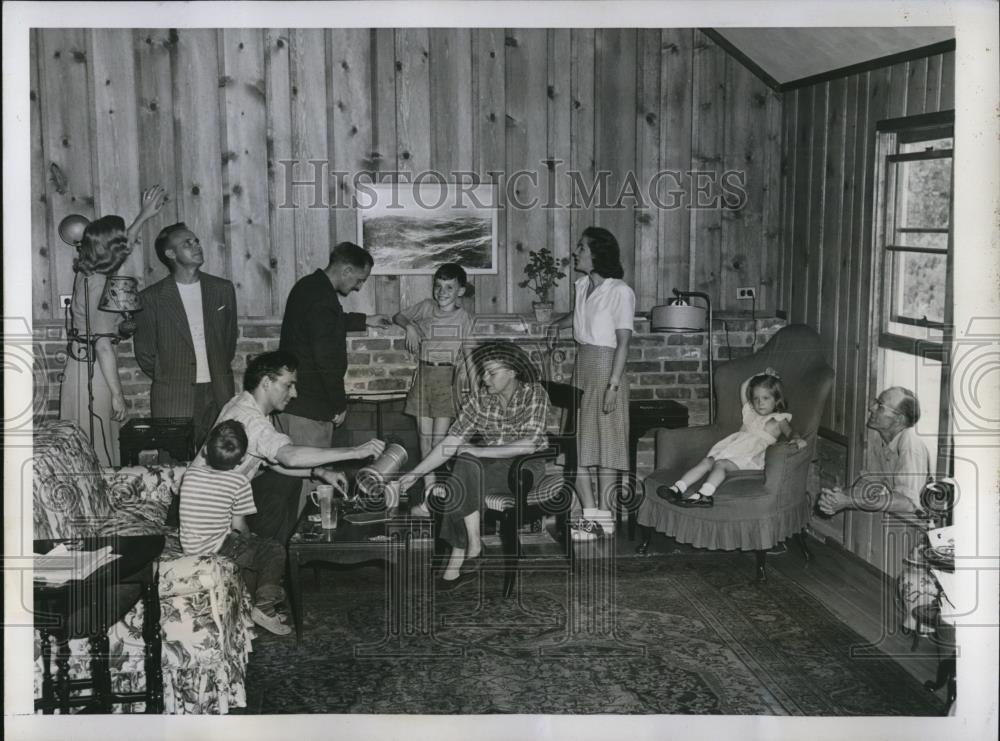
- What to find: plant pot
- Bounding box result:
[532,301,554,323]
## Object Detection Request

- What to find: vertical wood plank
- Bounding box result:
[505,29,548,314]
[172,29,226,278]
[220,29,271,316]
[690,31,724,299]
[761,89,782,316]
[90,29,143,280]
[371,29,400,316]
[134,29,180,288]
[264,29,296,315]
[847,66,890,564]
[633,29,661,312]
[777,84,797,314]
[834,73,861,433]
[924,54,942,113]
[905,57,928,116]
[593,29,638,285]
[288,29,330,293]
[38,30,98,306]
[428,28,474,312]
[569,29,596,277]
[805,82,828,331]
[30,30,55,318]
[473,28,507,313]
[548,29,574,314]
[789,86,813,323]
[819,77,847,429]
[395,28,433,310]
[329,28,376,315]
[720,59,761,314]
[659,30,693,299]
[939,51,955,110]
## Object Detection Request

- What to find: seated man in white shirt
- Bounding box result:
[818,386,931,515]
[191,350,386,545]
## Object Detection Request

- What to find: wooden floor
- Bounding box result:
[619,525,947,693]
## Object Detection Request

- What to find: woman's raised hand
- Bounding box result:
[138,185,167,220]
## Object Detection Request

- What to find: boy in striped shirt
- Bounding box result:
[180,419,290,636]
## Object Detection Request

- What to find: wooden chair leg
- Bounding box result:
[793,530,813,564]
[635,524,653,555]
[755,550,767,583]
[500,508,518,598]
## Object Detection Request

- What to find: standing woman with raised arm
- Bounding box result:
[547,226,634,540]
[59,186,166,465]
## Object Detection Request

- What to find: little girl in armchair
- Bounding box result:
[656,368,806,508]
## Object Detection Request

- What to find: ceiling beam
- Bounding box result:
[701,28,781,91]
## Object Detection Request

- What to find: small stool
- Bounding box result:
[119,417,195,465]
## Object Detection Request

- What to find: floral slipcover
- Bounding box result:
[32,420,254,714]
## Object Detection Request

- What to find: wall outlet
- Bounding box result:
[60,294,73,308]
[737,287,756,300]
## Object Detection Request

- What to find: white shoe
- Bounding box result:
[570,518,602,541]
[409,502,431,518]
[252,606,292,636]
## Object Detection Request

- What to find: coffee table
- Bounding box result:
[286,510,411,645]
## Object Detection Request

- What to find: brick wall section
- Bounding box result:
[32,315,784,478]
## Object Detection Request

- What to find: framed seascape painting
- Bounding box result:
[357,182,498,274]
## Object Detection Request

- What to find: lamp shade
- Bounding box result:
[650,299,706,332]
[99,276,141,313]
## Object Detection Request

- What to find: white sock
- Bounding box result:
[698,482,717,498]
[596,508,615,532]
[583,507,601,519]
[674,480,689,494]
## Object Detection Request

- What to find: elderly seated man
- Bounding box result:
[818,386,931,516]
[819,386,939,635]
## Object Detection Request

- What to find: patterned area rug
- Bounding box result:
[239,554,945,715]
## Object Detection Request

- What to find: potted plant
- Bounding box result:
[519,247,566,323]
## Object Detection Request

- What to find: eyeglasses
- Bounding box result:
[870,398,903,415]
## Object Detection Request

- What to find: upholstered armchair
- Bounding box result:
[635,324,834,581]
[32,420,254,713]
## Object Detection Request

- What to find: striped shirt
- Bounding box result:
[179,467,256,555]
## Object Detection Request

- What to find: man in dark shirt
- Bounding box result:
[271,241,389,513]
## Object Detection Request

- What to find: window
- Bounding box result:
[873,113,954,474]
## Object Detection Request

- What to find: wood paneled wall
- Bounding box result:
[30,28,782,320]
[779,51,955,563]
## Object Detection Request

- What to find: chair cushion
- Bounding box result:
[484,492,515,511]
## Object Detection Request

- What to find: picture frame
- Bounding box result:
[356,182,498,275]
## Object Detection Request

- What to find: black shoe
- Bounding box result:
[656,485,682,502]
[436,571,477,591]
[460,554,483,575]
[678,493,714,508]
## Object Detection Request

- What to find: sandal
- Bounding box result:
[678,492,714,508]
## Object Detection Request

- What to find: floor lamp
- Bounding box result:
[649,289,714,423]
[60,215,141,458]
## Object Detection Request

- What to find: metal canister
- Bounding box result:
[355,443,409,497]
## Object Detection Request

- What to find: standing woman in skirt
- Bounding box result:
[547,227,634,539]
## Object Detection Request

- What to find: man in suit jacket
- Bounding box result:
[135,222,238,449]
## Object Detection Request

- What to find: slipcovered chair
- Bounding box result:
[634,324,834,581]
